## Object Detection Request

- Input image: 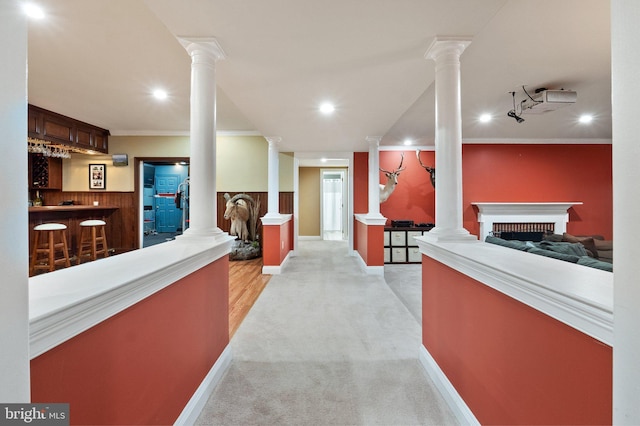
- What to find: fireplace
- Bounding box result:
[471,202,583,242]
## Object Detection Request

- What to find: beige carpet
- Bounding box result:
[196,240,457,425]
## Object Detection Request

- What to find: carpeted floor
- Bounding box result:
[196,240,457,425]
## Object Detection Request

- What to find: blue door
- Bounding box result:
[155,174,180,233]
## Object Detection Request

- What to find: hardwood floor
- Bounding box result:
[228,256,271,338]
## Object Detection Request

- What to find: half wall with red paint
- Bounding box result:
[355,219,384,267]
[422,255,612,425]
[31,258,229,425]
[263,217,293,267]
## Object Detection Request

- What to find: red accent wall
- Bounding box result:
[379,150,435,225]
[355,220,384,267]
[353,152,369,214]
[366,224,384,266]
[262,219,293,266]
[379,145,612,238]
[263,225,280,266]
[422,256,612,425]
[463,144,612,239]
[282,220,292,262]
[356,220,368,262]
[31,258,230,425]
[353,152,369,253]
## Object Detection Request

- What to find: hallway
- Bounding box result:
[196,240,457,425]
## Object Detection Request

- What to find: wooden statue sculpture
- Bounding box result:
[223,193,261,260]
[379,152,405,203]
[223,193,252,241]
[416,150,436,189]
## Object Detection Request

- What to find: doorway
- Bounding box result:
[138,159,190,248]
[321,169,348,241]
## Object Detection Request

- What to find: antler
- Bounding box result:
[416,150,436,188]
[415,150,432,171]
[379,152,405,174]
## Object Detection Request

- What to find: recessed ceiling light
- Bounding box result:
[403,139,412,146]
[579,114,593,124]
[319,102,335,115]
[153,89,168,100]
[23,3,45,19]
[479,113,492,123]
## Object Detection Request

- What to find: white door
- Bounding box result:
[321,169,347,240]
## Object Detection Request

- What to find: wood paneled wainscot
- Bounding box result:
[30,192,139,273]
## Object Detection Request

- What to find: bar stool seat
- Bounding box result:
[30,223,71,275]
[77,219,109,264]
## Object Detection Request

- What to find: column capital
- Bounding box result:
[424,36,472,61]
[265,136,282,147]
[178,37,226,61]
[366,136,382,147]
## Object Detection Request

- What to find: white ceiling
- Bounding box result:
[26,0,611,158]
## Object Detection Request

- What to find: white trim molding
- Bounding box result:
[260,213,293,226]
[419,345,480,426]
[472,202,583,242]
[463,138,612,145]
[355,251,385,275]
[298,235,322,241]
[415,237,613,345]
[262,250,293,275]
[174,345,233,425]
[354,213,387,226]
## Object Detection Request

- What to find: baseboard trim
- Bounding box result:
[262,250,293,275]
[355,252,385,275]
[174,345,233,425]
[418,345,479,426]
[299,235,321,240]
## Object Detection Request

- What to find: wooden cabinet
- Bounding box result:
[29,154,62,190]
[384,226,433,264]
[28,104,109,153]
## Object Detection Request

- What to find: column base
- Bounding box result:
[354,213,387,226]
[424,227,478,243]
[261,213,292,226]
[176,227,233,244]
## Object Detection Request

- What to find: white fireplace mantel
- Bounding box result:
[472,202,583,241]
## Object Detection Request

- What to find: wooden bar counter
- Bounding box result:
[29,205,119,268]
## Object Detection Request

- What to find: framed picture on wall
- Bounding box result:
[89,164,106,190]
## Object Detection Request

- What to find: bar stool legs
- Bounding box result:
[30,223,71,275]
[77,220,109,264]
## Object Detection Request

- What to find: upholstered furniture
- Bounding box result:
[485,233,613,272]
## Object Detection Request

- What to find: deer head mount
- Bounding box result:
[416,150,436,189]
[379,152,405,203]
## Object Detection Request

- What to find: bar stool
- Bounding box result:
[30,223,71,275]
[77,219,109,264]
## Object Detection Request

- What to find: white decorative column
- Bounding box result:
[354,136,386,275]
[424,37,475,242]
[1,1,30,402]
[612,1,640,423]
[263,136,282,219]
[261,136,292,274]
[177,37,228,242]
[366,136,384,218]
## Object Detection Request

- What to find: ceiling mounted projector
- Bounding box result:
[520,89,577,114]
